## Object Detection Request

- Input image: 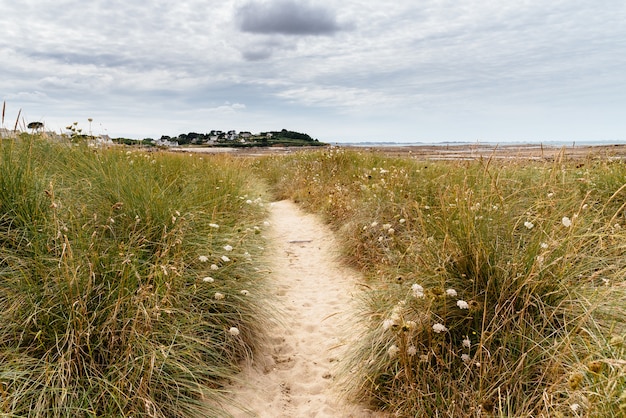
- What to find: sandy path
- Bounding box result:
[221,200,381,418]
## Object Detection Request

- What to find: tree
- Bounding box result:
[27,121,44,131]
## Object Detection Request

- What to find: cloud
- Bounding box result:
[236,0,344,35]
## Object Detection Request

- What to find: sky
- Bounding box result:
[1,0,625,143]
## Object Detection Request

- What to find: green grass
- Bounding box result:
[3,138,626,417]
[0,135,273,417]
[256,148,626,417]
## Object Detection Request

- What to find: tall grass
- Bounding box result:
[0,135,272,417]
[256,148,626,417]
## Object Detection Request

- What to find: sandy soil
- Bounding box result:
[220,200,383,418]
[173,143,626,160]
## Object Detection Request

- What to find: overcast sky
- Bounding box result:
[1,0,625,143]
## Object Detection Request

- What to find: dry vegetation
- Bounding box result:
[2,133,626,417]
[256,147,626,417]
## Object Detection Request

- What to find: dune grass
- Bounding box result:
[0,135,272,417]
[256,147,626,417]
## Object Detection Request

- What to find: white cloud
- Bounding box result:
[0,0,625,142]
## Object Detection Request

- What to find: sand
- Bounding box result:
[220,200,384,418]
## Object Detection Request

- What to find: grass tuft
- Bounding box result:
[0,136,273,417]
[257,148,626,417]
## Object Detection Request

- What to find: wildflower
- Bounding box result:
[405,320,417,329]
[524,221,534,229]
[461,354,471,363]
[199,255,209,262]
[371,221,378,228]
[570,403,581,413]
[399,218,406,223]
[387,228,395,234]
[229,327,240,336]
[246,199,252,204]
[202,276,214,283]
[587,360,603,373]
[240,290,249,296]
[457,300,469,309]
[562,216,572,227]
[462,337,471,348]
[387,344,399,357]
[547,192,554,198]
[569,373,583,390]
[210,264,219,270]
[382,223,392,230]
[446,288,457,297]
[382,319,395,331]
[209,223,220,228]
[223,245,233,251]
[221,255,231,262]
[407,345,417,356]
[214,292,225,300]
[540,242,549,249]
[411,284,425,298]
[432,323,448,333]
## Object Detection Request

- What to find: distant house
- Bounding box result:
[239,131,252,139]
[152,138,179,147]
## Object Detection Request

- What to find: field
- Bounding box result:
[1,135,625,417]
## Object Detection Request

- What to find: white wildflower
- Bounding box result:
[446,288,457,297]
[387,344,399,357]
[214,292,225,300]
[461,354,471,363]
[462,337,471,348]
[382,223,392,230]
[198,255,209,262]
[246,199,252,204]
[570,403,580,413]
[223,245,233,251]
[547,192,554,198]
[240,290,249,296]
[540,242,549,249]
[209,223,220,229]
[387,228,395,234]
[202,276,214,283]
[432,323,448,333]
[405,320,417,329]
[210,264,219,270]
[221,255,230,262]
[411,284,425,298]
[382,319,395,331]
[371,221,378,228]
[229,327,240,336]
[562,216,572,227]
[407,345,417,356]
[456,300,469,310]
[524,221,534,229]
[399,218,406,224]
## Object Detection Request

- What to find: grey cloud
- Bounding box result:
[236,0,343,35]
[241,49,274,61]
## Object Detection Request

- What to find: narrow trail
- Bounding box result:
[221,200,383,418]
